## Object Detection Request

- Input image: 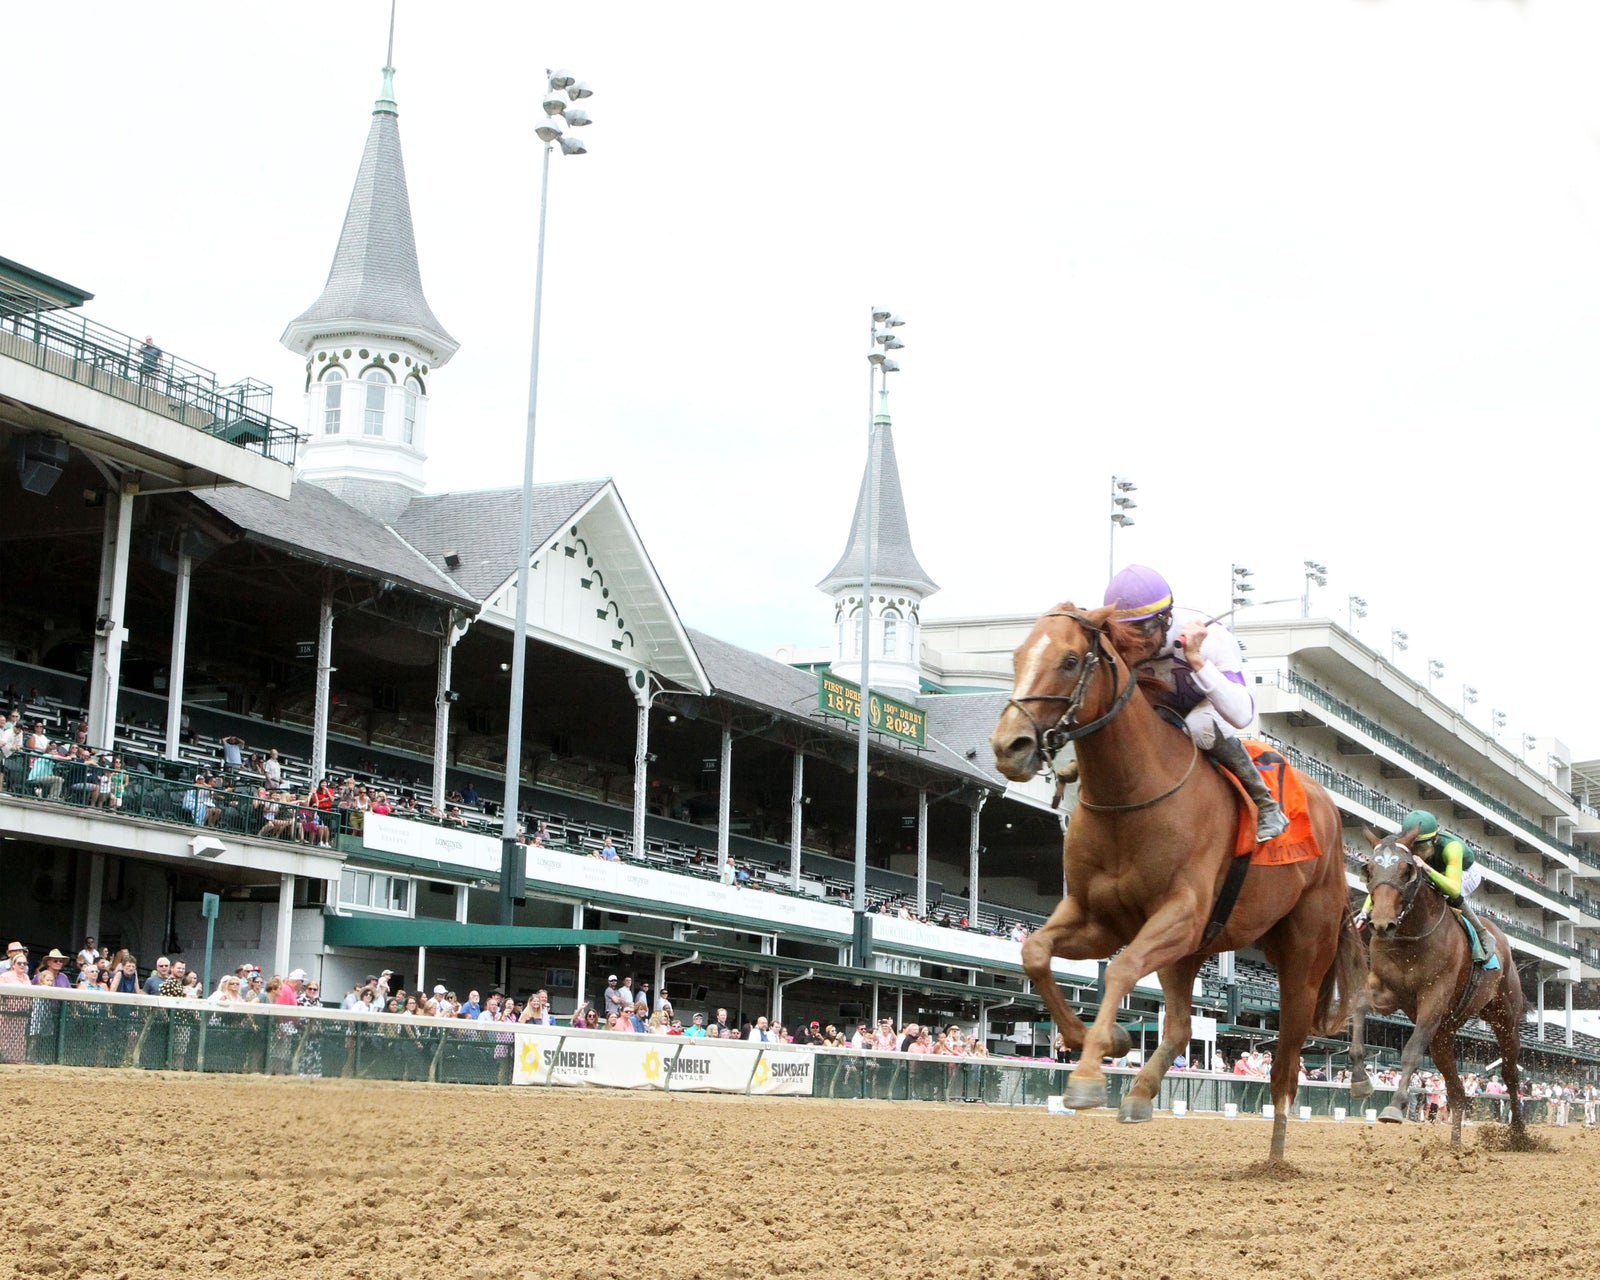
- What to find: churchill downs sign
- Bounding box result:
[816,673,926,748]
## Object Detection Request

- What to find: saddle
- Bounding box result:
[1218,742,1322,866]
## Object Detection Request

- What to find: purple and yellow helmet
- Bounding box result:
[1104,565,1173,622]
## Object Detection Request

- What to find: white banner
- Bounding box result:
[512,1029,816,1095]
[361,816,853,938]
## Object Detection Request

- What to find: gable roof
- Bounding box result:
[281,75,457,363]
[391,479,609,602]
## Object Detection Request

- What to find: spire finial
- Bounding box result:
[873,385,891,428]
[376,0,398,115]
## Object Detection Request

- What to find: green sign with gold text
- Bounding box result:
[816,672,926,747]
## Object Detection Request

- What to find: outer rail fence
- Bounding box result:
[0,989,1550,1123]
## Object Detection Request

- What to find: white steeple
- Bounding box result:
[819,386,937,694]
[281,32,457,523]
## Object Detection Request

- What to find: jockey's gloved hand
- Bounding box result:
[1353,910,1369,930]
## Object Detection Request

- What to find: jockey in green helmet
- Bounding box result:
[1356,809,1492,965]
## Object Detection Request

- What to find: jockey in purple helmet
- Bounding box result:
[1103,565,1289,843]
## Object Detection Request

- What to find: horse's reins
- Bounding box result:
[1003,610,1197,814]
[1374,857,1446,944]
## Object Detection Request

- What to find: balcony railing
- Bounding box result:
[0,307,299,466]
[1275,670,1597,870]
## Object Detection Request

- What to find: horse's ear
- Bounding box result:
[1361,827,1382,849]
[1397,824,1420,849]
[1085,604,1120,631]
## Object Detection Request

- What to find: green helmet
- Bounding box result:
[1402,809,1439,840]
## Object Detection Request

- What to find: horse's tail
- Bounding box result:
[1313,912,1368,1036]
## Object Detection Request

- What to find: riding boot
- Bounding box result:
[1453,900,1492,965]
[1207,735,1290,844]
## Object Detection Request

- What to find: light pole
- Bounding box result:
[1347,594,1367,632]
[855,307,904,915]
[1108,477,1137,578]
[1301,560,1327,618]
[499,67,594,926]
[1462,684,1478,716]
[1230,564,1253,612]
[1492,708,1507,741]
[1522,732,1538,757]
[1390,628,1408,661]
[1427,658,1444,692]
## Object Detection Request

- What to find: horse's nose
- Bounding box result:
[1373,920,1395,938]
[989,730,1038,779]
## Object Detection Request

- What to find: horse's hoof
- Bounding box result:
[1377,1106,1405,1124]
[1107,1023,1132,1058]
[1350,1079,1373,1101]
[1064,1078,1108,1110]
[1118,1096,1154,1124]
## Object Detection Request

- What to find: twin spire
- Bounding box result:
[280,56,456,363]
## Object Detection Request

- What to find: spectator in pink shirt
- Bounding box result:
[276,969,307,1005]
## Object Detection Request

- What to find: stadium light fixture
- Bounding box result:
[1231,564,1254,611]
[1301,560,1328,618]
[1347,594,1367,631]
[1492,709,1507,740]
[1427,658,1444,690]
[501,68,595,926]
[854,304,906,919]
[1109,476,1137,578]
[1390,628,1408,660]
[1462,685,1478,714]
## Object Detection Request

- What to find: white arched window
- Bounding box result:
[322,369,344,435]
[849,606,864,658]
[364,367,392,437]
[881,610,900,659]
[402,379,419,445]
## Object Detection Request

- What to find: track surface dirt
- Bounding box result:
[7,1067,1599,1280]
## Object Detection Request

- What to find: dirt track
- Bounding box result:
[7,1067,1600,1280]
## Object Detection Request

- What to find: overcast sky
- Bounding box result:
[10,1,1600,757]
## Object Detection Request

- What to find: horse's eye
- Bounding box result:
[1060,654,1079,673]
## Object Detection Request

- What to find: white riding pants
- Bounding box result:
[1184,701,1238,751]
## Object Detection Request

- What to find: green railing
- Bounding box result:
[0,989,1557,1123]
[1279,670,1595,870]
[0,306,299,466]
[1265,735,1575,921]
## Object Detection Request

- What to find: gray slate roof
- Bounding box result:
[818,422,938,596]
[196,481,477,609]
[921,691,1015,789]
[392,480,610,602]
[283,93,456,359]
[687,629,995,790]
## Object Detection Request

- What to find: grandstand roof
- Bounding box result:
[281,70,457,363]
[687,628,996,791]
[195,479,476,609]
[392,479,609,601]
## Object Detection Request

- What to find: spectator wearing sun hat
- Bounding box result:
[36,949,72,988]
[276,969,306,1006]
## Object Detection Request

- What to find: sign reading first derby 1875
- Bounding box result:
[816,672,926,747]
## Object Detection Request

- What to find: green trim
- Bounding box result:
[323,917,621,950]
[0,254,94,315]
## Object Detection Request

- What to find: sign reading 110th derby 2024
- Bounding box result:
[816,672,927,748]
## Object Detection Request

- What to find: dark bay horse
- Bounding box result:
[1351,826,1525,1144]
[990,604,1365,1161]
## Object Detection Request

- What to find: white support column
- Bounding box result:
[1537,970,1546,1039]
[84,853,105,943]
[790,751,805,889]
[454,884,469,924]
[575,943,587,1018]
[274,873,295,977]
[968,794,985,925]
[163,549,192,760]
[1566,979,1575,1048]
[716,727,733,873]
[896,987,904,1028]
[631,683,650,857]
[311,590,334,785]
[432,629,456,808]
[417,946,427,996]
[86,480,137,750]
[916,789,929,916]
[871,982,879,1026]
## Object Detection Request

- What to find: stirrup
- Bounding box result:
[1255,802,1289,844]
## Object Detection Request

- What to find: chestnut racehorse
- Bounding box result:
[1349,826,1525,1144]
[990,604,1365,1161]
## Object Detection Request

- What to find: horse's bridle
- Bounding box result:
[1002,611,1138,775]
[1003,610,1201,814]
[1369,849,1444,943]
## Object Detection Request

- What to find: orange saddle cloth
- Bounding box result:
[1223,740,1323,866]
